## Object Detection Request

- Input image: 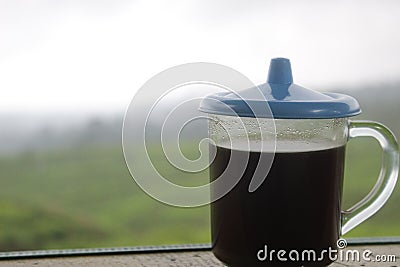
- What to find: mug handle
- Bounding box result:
[341,120,399,235]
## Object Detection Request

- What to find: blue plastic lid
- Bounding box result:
[199,58,361,119]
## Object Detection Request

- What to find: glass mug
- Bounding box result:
[199,58,399,266]
[208,115,398,266]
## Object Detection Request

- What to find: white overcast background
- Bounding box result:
[0,0,399,114]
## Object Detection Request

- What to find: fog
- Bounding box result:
[1,0,400,113]
[0,0,399,154]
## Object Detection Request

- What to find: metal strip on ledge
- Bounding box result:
[0,237,399,260]
[0,244,211,260]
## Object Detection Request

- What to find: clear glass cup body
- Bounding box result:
[208,115,348,153]
[208,114,398,267]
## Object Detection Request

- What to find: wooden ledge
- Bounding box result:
[0,242,399,267]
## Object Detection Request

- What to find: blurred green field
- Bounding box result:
[0,138,398,252]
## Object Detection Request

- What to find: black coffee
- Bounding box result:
[210,145,345,267]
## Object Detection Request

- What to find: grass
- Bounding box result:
[0,144,210,251]
[0,138,398,251]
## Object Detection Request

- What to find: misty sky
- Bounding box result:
[0,0,399,114]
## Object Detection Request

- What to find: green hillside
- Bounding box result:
[0,138,399,251]
[0,145,210,251]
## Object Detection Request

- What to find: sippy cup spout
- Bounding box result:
[267,58,293,100]
[267,57,293,85]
